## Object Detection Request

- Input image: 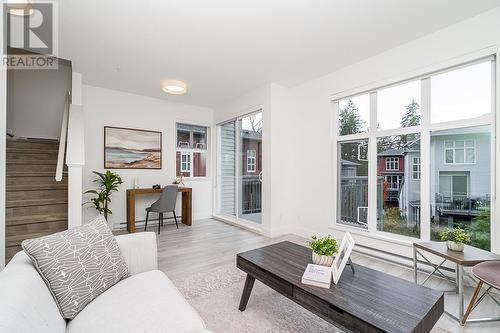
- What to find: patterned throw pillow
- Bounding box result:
[22,216,129,319]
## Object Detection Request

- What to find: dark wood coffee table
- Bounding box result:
[237,241,444,333]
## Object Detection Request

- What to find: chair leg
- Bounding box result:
[173,210,179,229]
[158,213,162,235]
[144,211,149,231]
[462,281,484,325]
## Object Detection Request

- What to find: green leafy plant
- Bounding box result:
[439,227,471,245]
[308,235,338,256]
[84,171,123,220]
[469,207,491,251]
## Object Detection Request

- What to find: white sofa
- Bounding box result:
[0,232,211,333]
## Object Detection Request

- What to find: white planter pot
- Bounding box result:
[447,240,464,252]
[312,252,335,266]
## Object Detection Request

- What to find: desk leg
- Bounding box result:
[413,246,418,284]
[127,192,136,233]
[239,275,255,311]
[458,264,464,321]
[181,191,192,226]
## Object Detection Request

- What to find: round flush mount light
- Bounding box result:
[161,80,187,95]
[7,1,34,16]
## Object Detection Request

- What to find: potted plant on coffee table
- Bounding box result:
[440,227,471,252]
[308,235,338,266]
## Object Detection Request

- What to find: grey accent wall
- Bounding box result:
[7,60,72,139]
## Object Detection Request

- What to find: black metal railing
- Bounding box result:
[435,193,490,214]
[241,177,262,214]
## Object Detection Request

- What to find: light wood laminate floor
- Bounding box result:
[141,218,500,332]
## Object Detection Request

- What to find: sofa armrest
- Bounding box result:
[115,232,158,275]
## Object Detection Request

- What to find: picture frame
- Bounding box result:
[332,232,355,284]
[104,126,162,169]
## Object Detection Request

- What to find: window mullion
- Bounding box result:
[420,78,431,241]
[368,92,377,233]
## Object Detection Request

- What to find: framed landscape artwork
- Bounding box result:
[104,126,162,169]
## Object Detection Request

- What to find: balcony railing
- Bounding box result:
[241,176,261,214]
[435,193,490,216]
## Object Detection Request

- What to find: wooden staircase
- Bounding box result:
[5,138,68,263]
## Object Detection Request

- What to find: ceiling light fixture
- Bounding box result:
[7,1,34,16]
[161,80,187,95]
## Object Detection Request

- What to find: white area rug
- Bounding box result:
[172,264,451,333]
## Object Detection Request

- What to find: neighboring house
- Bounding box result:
[241,130,262,176]
[341,159,360,177]
[400,141,421,226]
[400,128,491,226]
[377,148,404,204]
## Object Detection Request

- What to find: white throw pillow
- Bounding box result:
[22,216,128,319]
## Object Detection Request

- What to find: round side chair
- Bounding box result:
[461,260,500,325]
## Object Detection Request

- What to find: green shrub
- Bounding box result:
[440,227,471,244]
[469,207,490,251]
[308,235,338,256]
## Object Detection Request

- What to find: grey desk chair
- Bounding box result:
[144,185,179,234]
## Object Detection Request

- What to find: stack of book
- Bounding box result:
[301,264,332,289]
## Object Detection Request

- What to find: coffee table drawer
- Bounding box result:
[294,287,381,333]
[237,257,293,297]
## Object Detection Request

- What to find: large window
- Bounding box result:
[338,140,369,228]
[430,126,491,250]
[176,123,208,178]
[335,57,494,249]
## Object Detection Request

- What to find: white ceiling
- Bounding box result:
[59,0,500,108]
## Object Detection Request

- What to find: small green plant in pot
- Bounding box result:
[84,170,123,221]
[440,227,471,252]
[308,235,339,266]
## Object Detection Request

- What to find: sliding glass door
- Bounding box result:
[218,111,262,224]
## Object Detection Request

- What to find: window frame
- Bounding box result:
[332,55,496,246]
[385,157,399,171]
[247,149,256,173]
[181,152,191,173]
[443,140,476,165]
[412,157,421,180]
[176,122,209,179]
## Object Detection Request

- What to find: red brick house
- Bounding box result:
[377,148,404,203]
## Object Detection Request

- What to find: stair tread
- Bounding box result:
[7,198,68,208]
[7,184,68,191]
[7,160,57,165]
[7,227,68,246]
[7,171,67,177]
[7,148,59,153]
[7,213,68,225]
[7,137,59,143]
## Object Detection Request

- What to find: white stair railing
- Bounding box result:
[55,91,71,181]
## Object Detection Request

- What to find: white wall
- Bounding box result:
[277,7,500,256]
[82,85,213,229]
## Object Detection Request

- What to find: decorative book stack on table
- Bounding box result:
[301,264,333,288]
